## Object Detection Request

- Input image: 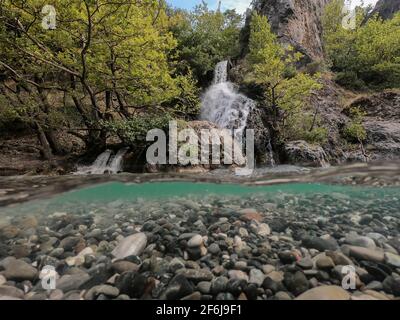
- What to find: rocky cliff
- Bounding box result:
[250,0,330,64]
[370,0,400,19]
[243,0,400,167]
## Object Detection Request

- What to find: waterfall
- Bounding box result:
[200,60,255,138]
[213,61,229,84]
[76,148,128,174]
[267,140,276,167]
[108,148,129,173]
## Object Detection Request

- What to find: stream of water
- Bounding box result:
[200,61,255,139]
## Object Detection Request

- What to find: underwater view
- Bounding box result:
[1,0,399,310]
[1,164,400,301]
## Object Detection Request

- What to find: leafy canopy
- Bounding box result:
[323,0,400,89]
[245,13,323,142]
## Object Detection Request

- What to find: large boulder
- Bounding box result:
[284,140,329,167]
[143,121,247,173]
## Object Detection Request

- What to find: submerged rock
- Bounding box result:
[111,233,147,260]
[1,257,37,281]
[296,286,351,300]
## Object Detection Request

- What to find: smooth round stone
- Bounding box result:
[49,248,64,258]
[262,264,275,275]
[0,275,6,286]
[266,271,284,282]
[345,233,376,249]
[366,233,387,242]
[296,286,351,300]
[274,291,292,300]
[325,251,354,266]
[188,235,203,248]
[283,271,310,296]
[384,252,400,268]
[59,236,82,251]
[162,274,194,300]
[316,256,335,270]
[181,291,202,300]
[302,237,338,251]
[111,233,147,259]
[234,261,247,270]
[382,276,400,296]
[249,269,265,286]
[228,270,249,282]
[49,289,64,300]
[362,290,391,300]
[346,246,385,263]
[257,223,271,237]
[85,285,120,300]
[365,281,383,291]
[0,285,24,299]
[112,261,139,273]
[197,281,211,294]
[210,276,229,294]
[208,243,220,255]
[2,258,37,281]
[296,258,313,270]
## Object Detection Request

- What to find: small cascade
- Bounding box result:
[108,148,129,173]
[200,60,255,139]
[267,140,276,167]
[76,148,128,174]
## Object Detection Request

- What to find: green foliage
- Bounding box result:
[170,2,242,83]
[166,72,201,119]
[323,0,400,89]
[343,107,367,143]
[335,71,366,90]
[100,114,172,146]
[245,13,323,141]
[0,0,201,151]
[284,113,328,145]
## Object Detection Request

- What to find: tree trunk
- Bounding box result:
[45,129,64,155]
[35,122,53,160]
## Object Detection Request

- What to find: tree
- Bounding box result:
[322,0,400,89]
[170,2,243,85]
[245,13,322,143]
[0,0,199,155]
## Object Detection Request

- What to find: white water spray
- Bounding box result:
[76,148,128,174]
[267,139,276,167]
[201,61,255,138]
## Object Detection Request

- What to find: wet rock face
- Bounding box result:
[345,91,400,162]
[245,108,273,165]
[251,0,330,64]
[370,0,400,20]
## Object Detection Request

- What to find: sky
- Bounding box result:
[167,0,380,13]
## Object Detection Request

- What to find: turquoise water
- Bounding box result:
[1,181,399,217]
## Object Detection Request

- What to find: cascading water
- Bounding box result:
[201,61,255,139]
[108,148,129,173]
[267,140,276,167]
[76,148,128,174]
